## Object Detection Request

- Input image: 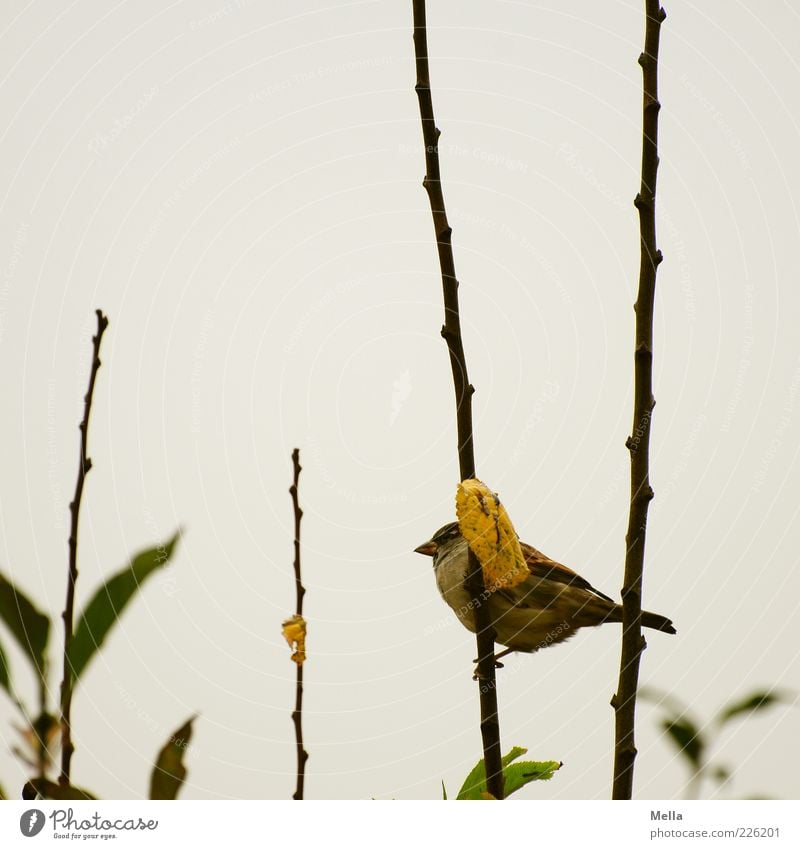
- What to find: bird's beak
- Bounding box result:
[414,539,437,556]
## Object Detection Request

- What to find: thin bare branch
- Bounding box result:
[289,448,308,800]
[59,309,109,785]
[412,0,503,799]
[611,1,666,800]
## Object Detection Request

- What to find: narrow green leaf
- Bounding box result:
[68,531,181,684]
[23,778,98,800]
[503,760,562,797]
[150,715,195,800]
[500,746,528,767]
[662,716,705,769]
[456,747,559,799]
[0,638,12,698]
[0,571,50,681]
[441,781,447,800]
[716,690,793,726]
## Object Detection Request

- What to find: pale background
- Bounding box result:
[1,0,798,800]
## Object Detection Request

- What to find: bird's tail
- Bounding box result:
[604,605,676,634]
[641,610,676,634]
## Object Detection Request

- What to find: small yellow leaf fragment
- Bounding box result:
[455,479,527,592]
[282,614,307,665]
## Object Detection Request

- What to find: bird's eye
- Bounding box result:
[441,523,459,541]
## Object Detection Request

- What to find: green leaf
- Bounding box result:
[457,746,522,800]
[456,747,560,800]
[716,690,793,726]
[0,638,11,698]
[23,778,98,800]
[662,716,705,770]
[150,715,195,800]
[502,760,562,797]
[441,781,447,800]
[68,531,181,684]
[639,686,689,717]
[0,570,50,682]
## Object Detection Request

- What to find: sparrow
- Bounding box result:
[415,522,675,660]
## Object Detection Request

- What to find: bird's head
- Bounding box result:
[414,522,461,557]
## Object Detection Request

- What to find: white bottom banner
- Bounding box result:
[1,800,796,847]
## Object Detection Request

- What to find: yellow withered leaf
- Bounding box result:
[455,479,527,593]
[282,614,307,665]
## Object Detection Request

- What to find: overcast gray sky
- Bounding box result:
[1,0,798,800]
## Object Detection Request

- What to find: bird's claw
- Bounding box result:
[471,655,506,679]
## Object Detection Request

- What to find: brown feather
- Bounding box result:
[520,541,615,603]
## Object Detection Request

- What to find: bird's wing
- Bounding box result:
[521,541,615,603]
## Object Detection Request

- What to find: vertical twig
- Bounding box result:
[412,0,504,799]
[59,309,109,785]
[33,698,51,779]
[611,1,666,800]
[289,448,308,800]
[36,678,47,776]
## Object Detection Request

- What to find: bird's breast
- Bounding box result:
[433,540,478,630]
